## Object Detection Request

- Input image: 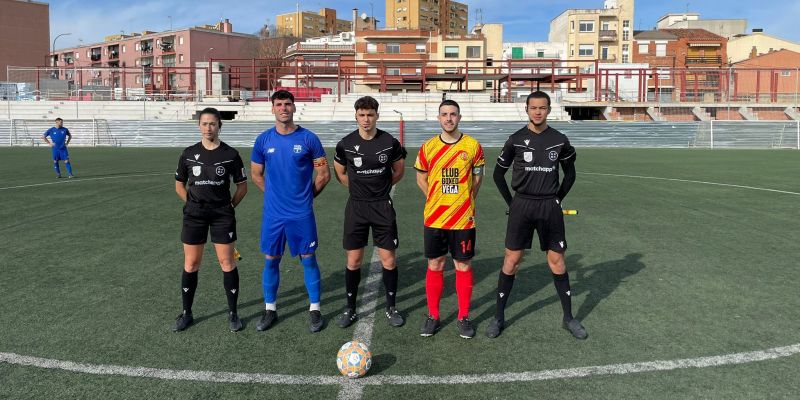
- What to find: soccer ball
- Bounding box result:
[336,340,372,378]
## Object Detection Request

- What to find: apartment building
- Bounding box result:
[48,20,258,94]
[276,8,352,38]
[0,0,49,81]
[385,0,469,36]
[549,0,634,63]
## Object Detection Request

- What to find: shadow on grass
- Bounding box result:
[481,252,645,332]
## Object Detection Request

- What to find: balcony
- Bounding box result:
[90,54,102,62]
[598,30,617,41]
[600,54,617,62]
[159,42,175,53]
[685,56,722,65]
[140,42,153,55]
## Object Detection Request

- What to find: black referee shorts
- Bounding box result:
[343,198,399,251]
[424,227,476,261]
[505,196,567,253]
[181,202,237,245]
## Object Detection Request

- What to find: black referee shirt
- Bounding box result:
[496,126,576,198]
[334,129,406,201]
[175,141,247,205]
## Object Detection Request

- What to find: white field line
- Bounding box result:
[1,343,798,386]
[0,172,168,190]
[579,172,800,196]
[336,212,389,399]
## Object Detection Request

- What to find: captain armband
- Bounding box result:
[313,157,328,167]
[472,166,485,176]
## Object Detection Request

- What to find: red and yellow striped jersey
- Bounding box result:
[414,132,485,229]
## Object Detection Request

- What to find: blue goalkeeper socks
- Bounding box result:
[53,162,61,176]
[301,255,321,304]
[65,162,73,176]
[262,258,281,305]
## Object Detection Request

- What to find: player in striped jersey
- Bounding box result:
[414,100,485,339]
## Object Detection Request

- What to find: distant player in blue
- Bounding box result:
[251,90,331,333]
[41,118,74,178]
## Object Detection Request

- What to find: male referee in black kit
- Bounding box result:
[486,91,587,340]
[332,96,407,328]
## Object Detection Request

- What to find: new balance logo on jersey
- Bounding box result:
[293,144,302,153]
[267,148,275,153]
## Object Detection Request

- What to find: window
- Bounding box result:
[579,21,594,32]
[622,44,629,54]
[416,44,426,53]
[179,37,184,45]
[602,22,610,30]
[122,45,126,53]
[622,55,629,63]
[367,43,377,53]
[179,54,184,63]
[466,46,480,58]
[638,43,648,54]
[367,66,378,74]
[623,30,629,41]
[578,44,593,57]
[444,68,457,74]
[485,80,493,88]
[444,46,459,58]
[570,21,574,33]
[782,70,792,77]
[656,43,666,57]
[570,44,574,57]
[386,43,400,54]
[537,50,545,58]
[387,68,401,75]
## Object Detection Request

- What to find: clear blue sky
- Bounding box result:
[50,0,799,50]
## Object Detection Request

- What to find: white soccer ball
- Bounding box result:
[336,340,372,378]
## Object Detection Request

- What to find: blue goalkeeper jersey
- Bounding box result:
[251,126,326,219]
[44,127,70,149]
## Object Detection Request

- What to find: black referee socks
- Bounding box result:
[181,270,198,314]
[552,272,574,322]
[382,267,398,309]
[345,268,361,311]
[223,269,239,313]
[495,271,515,321]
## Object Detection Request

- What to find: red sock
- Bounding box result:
[455,269,474,320]
[425,269,444,319]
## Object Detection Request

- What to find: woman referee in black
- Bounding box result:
[172,108,248,332]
